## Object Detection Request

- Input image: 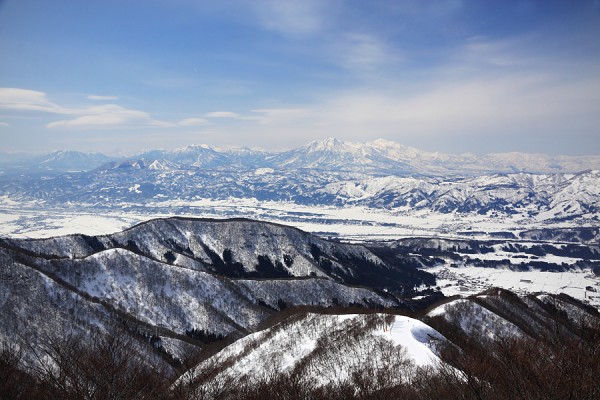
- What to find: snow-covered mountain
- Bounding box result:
[2,217,599,398]
[319,170,600,219]
[37,150,115,171]
[175,288,599,397]
[139,144,231,168]
[3,217,432,288]
[2,138,598,226]
[0,218,430,354]
[177,313,445,393]
[261,137,600,175]
[2,138,599,175]
[268,138,403,174]
[3,162,598,224]
[0,150,115,173]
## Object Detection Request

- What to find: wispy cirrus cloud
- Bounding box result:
[87,94,119,101]
[251,0,329,37]
[178,117,209,126]
[205,111,241,118]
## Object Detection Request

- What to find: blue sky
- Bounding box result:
[0,0,599,155]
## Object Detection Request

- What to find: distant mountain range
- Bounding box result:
[1,139,598,224]
[0,149,114,173]
[2,138,600,175]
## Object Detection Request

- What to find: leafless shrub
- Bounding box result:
[3,325,173,400]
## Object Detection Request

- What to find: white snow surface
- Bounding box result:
[178,313,445,389]
[427,299,524,339]
[1,181,597,241]
[430,265,600,307]
[385,316,445,367]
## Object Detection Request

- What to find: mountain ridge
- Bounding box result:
[1,217,599,398]
[3,137,599,175]
[1,217,433,292]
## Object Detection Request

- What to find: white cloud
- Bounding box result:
[334,34,395,72]
[0,88,66,114]
[87,95,119,101]
[0,88,175,129]
[178,117,209,126]
[304,70,600,143]
[252,0,328,36]
[206,111,241,118]
[0,122,9,127]
[47,104,175,129]
[212,56,599,151]
[204,109,310,125]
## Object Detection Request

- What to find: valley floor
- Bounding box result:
[0,196,593,240]
[428,265,600,307]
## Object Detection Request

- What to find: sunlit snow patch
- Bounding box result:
[385,315,444,367]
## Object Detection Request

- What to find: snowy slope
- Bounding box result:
[1,246,399,337]
[177,313,445,392]
[1,218,415,358]
[427,299,525,339]
[175,289,600,395]
[387,316,445,367]
[0,249,183,374]
[3,217,427,291]
[424,289,599,341]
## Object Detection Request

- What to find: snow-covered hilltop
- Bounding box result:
[177,313,446,392]
[175,288,599,396]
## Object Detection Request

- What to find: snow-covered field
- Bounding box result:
[0,196,585,240]
[429,265,600,307]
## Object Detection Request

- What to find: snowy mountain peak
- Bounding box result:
[35,150,114,171]
[306,137,349,152]
[368,139,424,159]
[42,150,83,161]
[148,159,178,171]
[369,138,408,150]
[172,144,217,154]
[3,137,600,176]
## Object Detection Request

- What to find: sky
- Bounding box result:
[0,0,599,155]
